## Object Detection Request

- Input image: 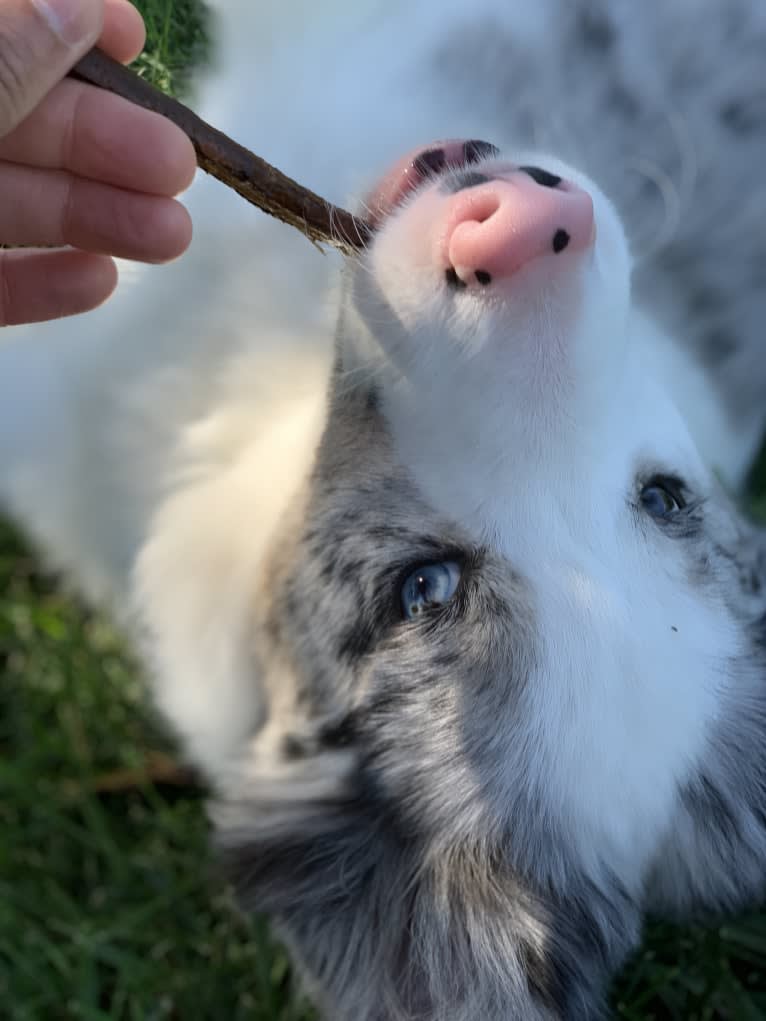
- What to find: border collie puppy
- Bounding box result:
[2,2,766,1017]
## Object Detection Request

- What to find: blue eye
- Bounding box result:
[640,478,685,518]
[401,561,462,620]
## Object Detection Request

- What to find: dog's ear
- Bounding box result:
[213,740,409,1017]
[214,749,388,916]
[213,738,638,1021]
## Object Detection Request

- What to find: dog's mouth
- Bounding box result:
[363,139,502,228]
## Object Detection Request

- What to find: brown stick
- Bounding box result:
[70,49,371,255]
[92,752,201,795]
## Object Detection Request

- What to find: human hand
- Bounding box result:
[0,0,197,326]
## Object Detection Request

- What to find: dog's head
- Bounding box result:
[137,143,766,1019]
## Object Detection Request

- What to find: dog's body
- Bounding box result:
[3,1,766,1017]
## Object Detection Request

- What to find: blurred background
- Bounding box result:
[2,2,766,1017]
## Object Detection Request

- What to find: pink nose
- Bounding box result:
[442,172,595,285]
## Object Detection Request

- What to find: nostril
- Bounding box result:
[468,190,503,225]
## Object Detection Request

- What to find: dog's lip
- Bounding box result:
[363,140,503,229]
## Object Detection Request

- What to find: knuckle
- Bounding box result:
[105,189,152,258]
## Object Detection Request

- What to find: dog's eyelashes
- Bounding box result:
[639,476,687,518]
[401,561,461,619]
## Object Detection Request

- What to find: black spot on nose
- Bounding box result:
[445,267,467,289]
[519,165,562,188]
[552,229,570,253]
[413,147,446,179]
[463,139,500,165]
[444,170,491,194]
[475,270,492,286]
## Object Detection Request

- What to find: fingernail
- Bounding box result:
[31,0,101,47]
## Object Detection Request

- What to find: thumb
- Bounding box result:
[0,0,103,136]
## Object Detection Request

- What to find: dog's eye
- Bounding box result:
[640,477,686,518]
[401,562,461,619]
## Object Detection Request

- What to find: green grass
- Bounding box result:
[132,0,210,96]
[3,1,766,1017]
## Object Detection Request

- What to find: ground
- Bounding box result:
[3,1,766,1017]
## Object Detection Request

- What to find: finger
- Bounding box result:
[0,78,196,196]
[0,248,117,326]
[0,0,103,133]
[0,163,193,262]
[99,0,144,64]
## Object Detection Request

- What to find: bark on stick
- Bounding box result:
[71,49,371,255]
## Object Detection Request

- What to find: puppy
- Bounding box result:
[2,2,766,1016]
